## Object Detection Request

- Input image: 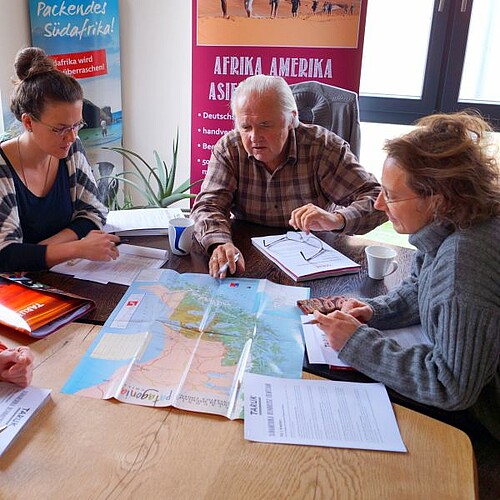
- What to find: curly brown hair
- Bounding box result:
[10,47,83,121]
[383,110,500,229]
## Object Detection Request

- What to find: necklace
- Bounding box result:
[17,135,52,195]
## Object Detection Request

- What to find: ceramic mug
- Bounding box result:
[365,245,398,280]
[168,217,194,256]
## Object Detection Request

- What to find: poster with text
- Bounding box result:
[29,0,123,207]
[192,0,367,190]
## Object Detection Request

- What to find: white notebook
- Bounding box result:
[252,231,360,282]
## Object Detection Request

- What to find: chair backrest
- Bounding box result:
[290,81,361,159]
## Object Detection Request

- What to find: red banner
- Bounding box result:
[50,49,108,79]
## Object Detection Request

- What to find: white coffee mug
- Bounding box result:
[365,245,398,280]
[168,217,194,256]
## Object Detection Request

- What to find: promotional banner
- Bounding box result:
[192,0,367,190]
[29,0,123,206]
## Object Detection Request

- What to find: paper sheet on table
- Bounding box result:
[103,207,184,236]
[243,372,406,452]
[50,244,168,285]
[302,316,429,367]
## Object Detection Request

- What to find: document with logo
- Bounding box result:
[243,372,406,452]
[0,382,51,457]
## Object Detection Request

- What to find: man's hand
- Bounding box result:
[289,203,345,234]
[209,243,245,278]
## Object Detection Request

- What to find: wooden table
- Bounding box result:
[0,323,477,499]
[29,220,415,325]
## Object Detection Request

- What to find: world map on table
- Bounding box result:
[62,269,309,419]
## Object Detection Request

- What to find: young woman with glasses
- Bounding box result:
[313,111,499,440]
[0,47,120,272]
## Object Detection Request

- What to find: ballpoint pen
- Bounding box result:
[303,319,320,325]
[218,252,240,276]
[0,424,10,433]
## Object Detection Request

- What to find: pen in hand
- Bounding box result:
[303,319,320,325]
[219,253,240,276]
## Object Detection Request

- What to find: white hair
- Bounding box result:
[231,75,299,128]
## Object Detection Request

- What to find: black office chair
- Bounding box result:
[290,81,361,159]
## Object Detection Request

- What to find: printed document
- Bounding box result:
[50,244,168,285]
[0,382,51,456]
[243,372,406,452]
[302,317,429,368]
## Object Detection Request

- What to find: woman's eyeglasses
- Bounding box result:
[381,188,420,204]
[263,231,329,262]
[32,117,87,137]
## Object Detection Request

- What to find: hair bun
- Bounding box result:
[14,46,56,82]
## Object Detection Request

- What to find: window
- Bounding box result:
[359,0,500,128]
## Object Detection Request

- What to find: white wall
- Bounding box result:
[0,0,193,202]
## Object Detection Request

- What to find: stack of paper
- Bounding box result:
[252,232,360,282]
[50,244,168,285]
[0,382,51,457]
[103,207,184,236]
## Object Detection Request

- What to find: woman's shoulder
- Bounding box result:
[441,217,500,271]
[449,217,499,247]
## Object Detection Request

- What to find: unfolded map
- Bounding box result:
[62,269,309,419]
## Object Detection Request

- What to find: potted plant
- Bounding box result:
[100,129,202,209]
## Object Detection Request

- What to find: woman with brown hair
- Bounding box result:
[0,47,120,272]
[314,111,500,439]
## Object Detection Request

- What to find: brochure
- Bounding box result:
[0,382,52,457]
[0,276,95,339]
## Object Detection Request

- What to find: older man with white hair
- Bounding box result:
[192,75,386,277]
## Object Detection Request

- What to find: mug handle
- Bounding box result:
[384,260,398,277]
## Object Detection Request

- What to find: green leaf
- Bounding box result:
[165,128,179,196]
[104,147,163,197]
[172,177,203,194]
[160,192,196,207]
[154,150,168,192]
[100,128,197,209]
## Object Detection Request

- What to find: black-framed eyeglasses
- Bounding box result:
[32,116,87,137]
[263,231,330,262]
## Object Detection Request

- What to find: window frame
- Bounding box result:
[359,0,500,130]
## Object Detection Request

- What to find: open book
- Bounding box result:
[252,232,360,282]
[103,207,184,236]
[0,276,95,338]
[0,382,51,457]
